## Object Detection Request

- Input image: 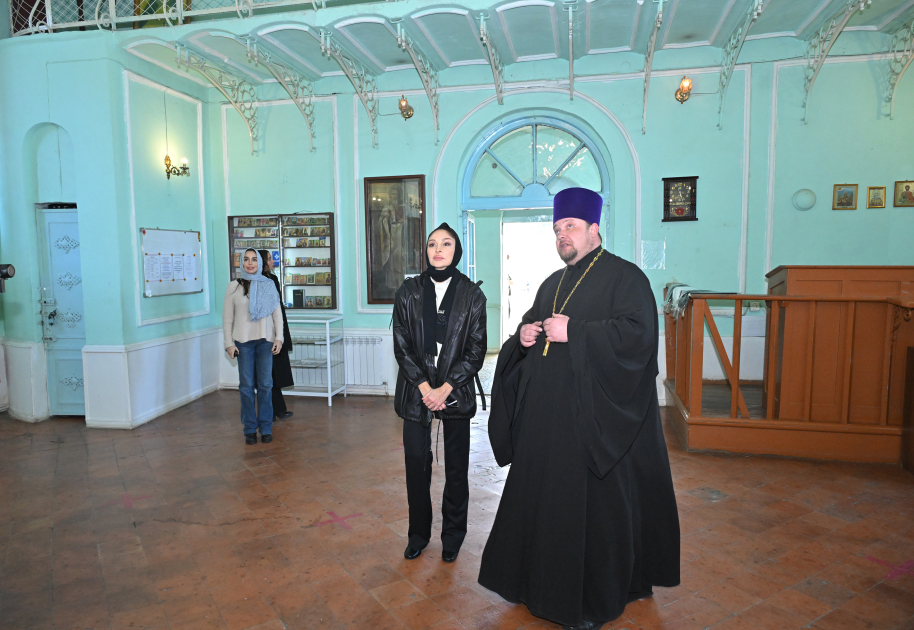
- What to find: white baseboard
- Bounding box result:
[2,339,50,422]
[85,327,222,429]
[0,344,8,412]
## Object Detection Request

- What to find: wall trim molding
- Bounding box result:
[82,326,222,355]
[123,70,212,328]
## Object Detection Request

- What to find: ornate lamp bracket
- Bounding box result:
[564,2,577,101]
[176,44,259,154]
[394,21,440,144]
[245,39,317,152]
[642,0,664,134]
[320,30,379,148]
[803,0,871,124]
[887,17,914,121]
[478,14,505,105]
[717,0,763,130]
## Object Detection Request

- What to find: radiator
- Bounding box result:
[345,335,385,387]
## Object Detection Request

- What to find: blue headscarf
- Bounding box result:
[238,248,280,322]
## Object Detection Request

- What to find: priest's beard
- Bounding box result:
[557,234,598,264]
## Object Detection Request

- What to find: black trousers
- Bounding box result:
[272,387,287,415]
[403,417,471,552]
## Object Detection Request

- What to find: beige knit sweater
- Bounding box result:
[222,281,283,349]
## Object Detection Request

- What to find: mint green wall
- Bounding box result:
[1,25,912,355]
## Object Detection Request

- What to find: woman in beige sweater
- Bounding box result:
[223,249,284,445]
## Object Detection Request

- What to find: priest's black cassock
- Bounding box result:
[478,245,680,627]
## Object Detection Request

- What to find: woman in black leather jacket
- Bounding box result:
[393,222,487,564]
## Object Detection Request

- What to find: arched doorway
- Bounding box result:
[461,116,610,344]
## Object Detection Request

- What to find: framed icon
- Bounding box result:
[832,184,858,210]
[662,176,698,221]
[894,181,914,207]
[866,186,886,209]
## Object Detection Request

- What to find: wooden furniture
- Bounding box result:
[904,348,914,473]
[664,266,914,463]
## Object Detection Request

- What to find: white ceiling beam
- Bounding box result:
[717,0,764,129]
[479,13,506,105]
[320,30,380,147]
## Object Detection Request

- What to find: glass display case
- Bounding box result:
[285,316,346,406]
[228,213,336,311]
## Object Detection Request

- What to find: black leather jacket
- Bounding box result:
[393,272,487,424]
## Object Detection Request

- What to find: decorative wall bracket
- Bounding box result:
[564,1,577,101]
[642,0,664,134]
[478,14,505,105]
[717,0,763,130]
[245,39,317,151]
[320,30,379,148]
[887,17,914,121]
[177,44,259,154]
[803,0,871,124]
[394,21,440,144]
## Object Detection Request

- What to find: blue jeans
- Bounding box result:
[236,338,274,436]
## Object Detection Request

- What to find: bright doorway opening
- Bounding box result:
[501,220,562,344]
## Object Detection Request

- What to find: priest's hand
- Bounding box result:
[422,382,453,412]
[520,321,543,347]
[544,313,570,344]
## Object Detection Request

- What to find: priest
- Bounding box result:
[478,187,680,630]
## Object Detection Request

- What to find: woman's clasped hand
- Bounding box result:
[418,381,453,411]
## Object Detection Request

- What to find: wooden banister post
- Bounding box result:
[731,300,743,418]
[766,301,779,420]
[689,299,705,418]
[840,302,856,424]
[803,301,817,422]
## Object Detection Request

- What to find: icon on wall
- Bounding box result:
[866,186,886,209]
[832,184,858,210]
[894,181,914,207]
[662,176,698,222]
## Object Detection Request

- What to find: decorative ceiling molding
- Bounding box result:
[629,0,644,50]
[257,24,343,79]
[393,20,441,143]
[123,39,211,87]
[184,30,275,84]
[717,0,764,129]
[496,0,561,62]
[886,16,914,119]
[333,17,414,73]
[803,0,872,124]
[643,0,664,135]
[658,0,679,49]
[410,8,488,67]
[320,30,380,147]
[176,44,259,154]
[245,38,317,151]
[709,0,740,45]
[479,13,506,105]
[584,0,635,55]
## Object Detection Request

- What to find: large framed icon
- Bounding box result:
[364,175,427,304]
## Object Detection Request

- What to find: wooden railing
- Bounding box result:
[665,294,914,424]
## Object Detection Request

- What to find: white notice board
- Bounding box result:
[140,228,204,297]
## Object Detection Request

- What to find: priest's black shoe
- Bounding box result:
[245,434,257,445]
[563,621,603,630]
[275,411,293,419]
[442,550,459,563]
[261,434,273,444]
[403,544,422,560]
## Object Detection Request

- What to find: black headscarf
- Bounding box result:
[423,223,463,356]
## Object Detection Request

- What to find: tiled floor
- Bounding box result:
[1,392,913,630]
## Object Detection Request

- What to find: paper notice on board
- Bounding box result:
[144,255,161,282]
[184,256,195,280]
[160,255,174,281]
[173,256,185,280]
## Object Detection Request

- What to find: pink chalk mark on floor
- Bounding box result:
[101,493,152,509]
[314,511,363,530]
[865,556,914,580]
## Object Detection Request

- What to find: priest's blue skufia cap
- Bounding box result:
[553,187,603,226]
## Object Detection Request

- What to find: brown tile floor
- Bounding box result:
[1,391,913,630]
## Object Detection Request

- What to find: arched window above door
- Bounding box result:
[463,117,609,211]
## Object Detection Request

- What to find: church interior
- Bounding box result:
[1,0,914,627]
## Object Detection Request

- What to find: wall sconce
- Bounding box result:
[165,155,189,180]
[398,95,414,120]
[675,76,692,104]
[0,263,15,294]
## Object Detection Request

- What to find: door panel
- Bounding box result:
[37,206,86,416]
